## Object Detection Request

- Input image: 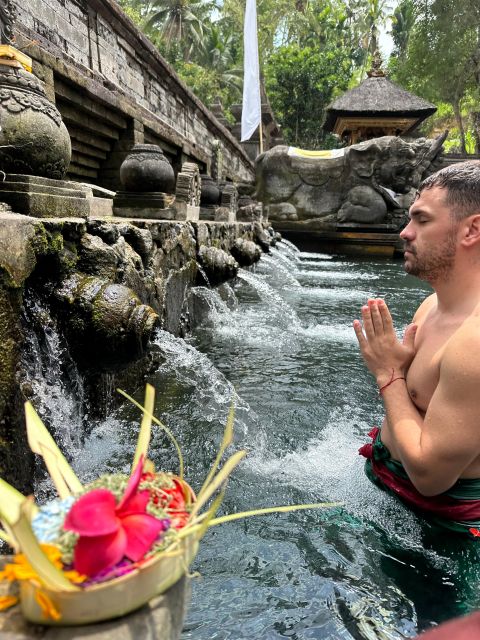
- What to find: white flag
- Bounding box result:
[241,0,261,142]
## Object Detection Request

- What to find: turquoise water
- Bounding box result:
[70,244,480,638]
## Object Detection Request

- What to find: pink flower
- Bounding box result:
[64,457,166,577]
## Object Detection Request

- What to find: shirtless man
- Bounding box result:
[354,161,480,532]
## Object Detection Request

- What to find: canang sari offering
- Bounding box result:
[0,385,337,625]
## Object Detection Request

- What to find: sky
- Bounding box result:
[379,0,400,59]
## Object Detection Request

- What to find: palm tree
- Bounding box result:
[143,0,216,61]
[198,23,242,98]
[390,0,415,58]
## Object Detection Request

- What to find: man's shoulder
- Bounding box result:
[413,293,437,322]
[442,316,480,379]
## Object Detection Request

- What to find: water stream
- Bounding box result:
[25,243,480,638]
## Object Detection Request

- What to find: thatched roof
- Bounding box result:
[323,75,436,132]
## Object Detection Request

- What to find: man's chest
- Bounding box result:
[406,324,457,412]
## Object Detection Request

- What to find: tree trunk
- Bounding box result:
[473,112,480,155]
[453,101,467,154]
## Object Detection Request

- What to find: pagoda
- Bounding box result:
[323,52,436,145]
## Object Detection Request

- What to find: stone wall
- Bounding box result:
[0,212,274,493]
[12,0,254,188]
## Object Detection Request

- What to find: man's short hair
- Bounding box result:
[419,160,480,221]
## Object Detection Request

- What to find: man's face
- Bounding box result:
[399,186,459,283]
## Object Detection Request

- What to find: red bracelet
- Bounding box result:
[378,369,406,396]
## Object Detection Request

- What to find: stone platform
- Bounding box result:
[0,175,91,219]
[275,224,402,257]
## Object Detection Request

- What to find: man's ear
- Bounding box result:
[461,215,480,247]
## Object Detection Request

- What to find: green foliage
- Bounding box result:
[390,0,414,58]
[265,43,352,148]
[175,61,238,111]
[116,0,480,152]
[142,0,217,62]
[389,0,480,154]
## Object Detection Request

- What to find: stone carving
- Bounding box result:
[120,144,175,193]
[175,162,201,205]
[219,182,238,213]
[0,0,16,45]
[0,66,71,179]
[0,71,62,125]
[55,272,159,365]
[211,139,223,182]
[200,174,220,207]
[237,193,262,222]
[255,133,447,228]
[231,238,261,267]
[197,245,238,286]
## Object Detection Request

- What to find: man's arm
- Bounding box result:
[354,299,480,496]
[380,329,480,495]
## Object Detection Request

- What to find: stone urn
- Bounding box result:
[0,65,71,179]
[200,174,220,206]
[120,144,175,193]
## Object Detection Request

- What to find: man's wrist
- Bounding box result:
[376,368,406,389]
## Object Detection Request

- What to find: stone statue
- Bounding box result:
[255,133,447,228]
[0,0,16,45]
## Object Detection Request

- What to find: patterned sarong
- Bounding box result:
[359,427,480,535]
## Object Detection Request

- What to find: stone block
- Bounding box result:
[113,193,175,219]
[215,207,236,223]
[0,175,91,219]
[199,206,216,221]
[174,202,199,222]
[0,175,90,198]
[0,555,190,640]
[113,207,176,220]
[0,190,90,219]
[89,197,113,218]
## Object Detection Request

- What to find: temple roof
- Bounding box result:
[323,75,436,132]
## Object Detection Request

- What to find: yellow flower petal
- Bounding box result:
[35,590,61,621]
[63,570,87,584]
[0,595,19,610]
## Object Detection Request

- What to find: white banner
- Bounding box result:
[241,0,261,142]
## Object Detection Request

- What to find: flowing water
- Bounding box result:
[25,243,480,638]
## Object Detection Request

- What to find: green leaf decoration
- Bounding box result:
[208,502,343,526]
[117,388,185,478]
[189,449,246,518]
[197,399,235,500]
[25,402,82,499]
[132,384,155,472]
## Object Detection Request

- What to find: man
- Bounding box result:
[354,161,480,534]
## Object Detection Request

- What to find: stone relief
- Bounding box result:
[211,139,223,182]
[255,133,447,228]
[0,153,68,180]
[176,162,201,206]
[219,182,238,213]
[0,0,16,45]
[0,68,63,126]
[0,67,71,179]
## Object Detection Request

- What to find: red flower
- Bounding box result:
[146,477,192,529]
[64,457,166,577]
[469,528,480,537]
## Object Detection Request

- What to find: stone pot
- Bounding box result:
[120,144,175,193]
[200,174,220,206]
[0,66,71,179]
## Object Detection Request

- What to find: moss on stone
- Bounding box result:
[46,230,64,254]
[0,288,21,420]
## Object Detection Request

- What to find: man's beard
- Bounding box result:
[404,233,457,283]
